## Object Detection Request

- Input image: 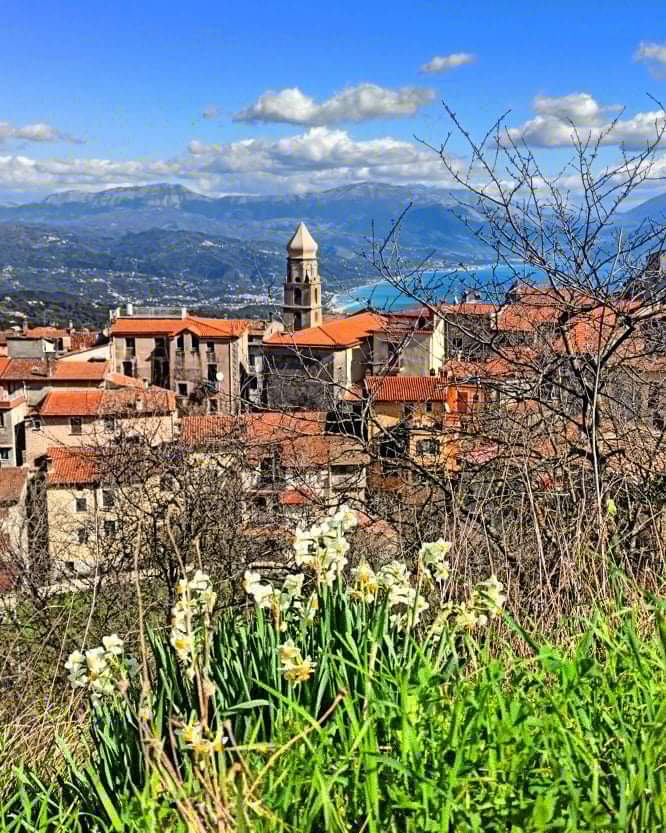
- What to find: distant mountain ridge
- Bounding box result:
[0,181,665,328]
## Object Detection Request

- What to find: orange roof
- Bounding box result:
[110,317,249,339]
[0,358,108,383]
[265,312,387,349]
[438,302,497,316]
[104,372,146,390]
[38,387,176,417]
[24,327,69,338]
[279,488,313,506]
[365,375,449,402]
[47,447,100,486]
[182,411,368,468]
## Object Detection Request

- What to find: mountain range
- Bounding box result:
[0,182,664,327]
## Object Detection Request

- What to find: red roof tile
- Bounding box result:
[47,447,100,486]
[38,387,176,417]
[110,317,249,339]
[265,312,387,349]
[182,411,368,468]
[0,358,108,382]
[364,375,449,402]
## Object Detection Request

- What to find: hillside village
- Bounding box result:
[0,222,665,589]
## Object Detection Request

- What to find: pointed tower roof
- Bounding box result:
[287,222,318,259]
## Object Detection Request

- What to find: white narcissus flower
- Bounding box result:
[282,573,305,599]
[243,570,263,595]
[102,634,124,656]
[188,570,211,593]
[303,592,319,625]
[85,647,108,678]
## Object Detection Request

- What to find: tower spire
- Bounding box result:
[283,222,322,331]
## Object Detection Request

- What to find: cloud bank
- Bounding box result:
[234,83,434,125]
[0,121,83,145]
[502,93,665,149]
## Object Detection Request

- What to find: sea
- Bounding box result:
[330,263,541,313]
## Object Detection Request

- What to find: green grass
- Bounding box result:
[2,587,666,832]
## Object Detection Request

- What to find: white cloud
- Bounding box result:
[233,83,434,125]
[502,93,665,149]
[0,121,83,144]
[420,53,476,74]
[634,41,666,66]
[533,93,621,126]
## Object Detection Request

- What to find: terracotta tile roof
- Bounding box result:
[110,317,249,339]
[47,447,100,486]
[104,372,146,390]
[0,358,108,382]
[0,395,26,411]
[51,361,108,381]
[181,411,326,445]
[23,327,69,338]
[364,375,449,402]
[0,468,28,505]
[265,312,387,349]
[38,387,176,417]
[182,411,368,468]
[442,348,536,380]
[438,302,498,316]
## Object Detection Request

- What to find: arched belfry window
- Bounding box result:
[294,287,302,305]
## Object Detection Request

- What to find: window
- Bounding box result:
[0,412,4,428]
[209,398,218,414]
[122,361,135,378]
[125,337,136,356]
[206,341,215,355]
[102,490,114,509]
[425,401,433,413]
[77,528,88,545]
[402,403,415,420]
[177,383,188,397]
[191,334,200,351]
[176,334,185,351]
[387,341,401,369]
[154,337,167,357]
[70,417,83,435]
[416,438,440,456]
[75,496,87,513]
[31,417,42,432]
[451,336,464,354]
[208,363,218,383]
[332,464,358,476]
[0,448,10,462]
[103,416,116,434]
[104,520,116,537]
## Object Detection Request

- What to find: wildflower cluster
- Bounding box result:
[376,560,429,629]
[65,634,138,708]
[176,716,227,764]
[432,575,507,634]
[279,639,316,684]
[170,567,216,679]
[293,507,357,587]
[243,569,312,631]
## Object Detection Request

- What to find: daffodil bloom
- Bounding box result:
[303,592,319,625]
[278,639,301,667]
[282,573,305,599]
[85,647,108,679]
[102,634,124,656]
[283,657,316,684]
[188,570,211,593]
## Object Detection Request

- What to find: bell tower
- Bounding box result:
[283,222,322,331]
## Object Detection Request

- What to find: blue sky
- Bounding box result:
[1,0,666,200]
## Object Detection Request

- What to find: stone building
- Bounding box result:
[109,307,250,413]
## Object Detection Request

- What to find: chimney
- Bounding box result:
[126,302,134,317]
[181,307,188,320]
